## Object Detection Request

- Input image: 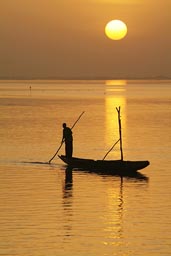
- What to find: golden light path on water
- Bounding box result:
[103,80,127,245]
[0,80,171,255]
[103,180,124,246]
[105,80,127,160]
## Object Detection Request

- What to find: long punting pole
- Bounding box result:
[103,107,123,160]
[116,107,123,161]
[48,111,85,164]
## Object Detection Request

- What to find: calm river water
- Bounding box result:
[0,80,171,255]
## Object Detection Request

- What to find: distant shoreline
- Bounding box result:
[0,76,170,81]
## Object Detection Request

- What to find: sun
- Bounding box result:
[105,20,127,40]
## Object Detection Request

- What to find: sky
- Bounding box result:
[0,0,171,79]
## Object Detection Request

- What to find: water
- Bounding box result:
[0,80,171,256]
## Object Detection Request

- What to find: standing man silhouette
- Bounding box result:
[62,123,73,158]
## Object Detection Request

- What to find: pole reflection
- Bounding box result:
[103,177,124,245]
[103,174,148,247]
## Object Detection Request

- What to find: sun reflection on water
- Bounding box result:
[103,178,124,247]
[105,80,127,86]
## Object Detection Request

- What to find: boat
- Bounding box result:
[58,107,150,175]
[58,155,150,175]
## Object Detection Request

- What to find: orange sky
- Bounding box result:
[0,0,170,79]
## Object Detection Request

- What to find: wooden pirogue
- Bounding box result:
[58,155,149,175]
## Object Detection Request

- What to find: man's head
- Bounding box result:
[63,123,67,128]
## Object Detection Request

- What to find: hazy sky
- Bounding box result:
[0,0,171,79]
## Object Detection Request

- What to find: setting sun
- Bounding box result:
[105,20,127,40]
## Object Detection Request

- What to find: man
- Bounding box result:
[62,123,73,158]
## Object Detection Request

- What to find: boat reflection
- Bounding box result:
[97,170,149,182]
[61,166,148,246]
[63,166,149,182]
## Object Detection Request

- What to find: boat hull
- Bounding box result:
[58,155,150,175]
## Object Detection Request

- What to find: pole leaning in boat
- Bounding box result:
[103,106,123,160]
[48,111,85,164]
[116,106,123,161]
